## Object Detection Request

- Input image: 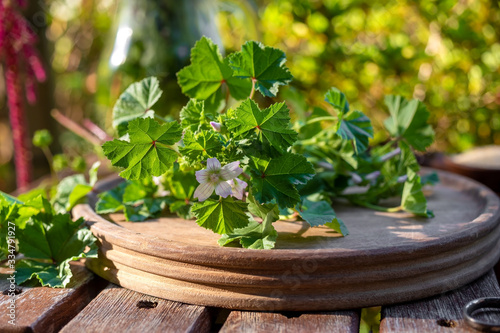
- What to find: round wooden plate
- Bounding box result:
[73,169,500,311]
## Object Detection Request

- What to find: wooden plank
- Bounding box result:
[60,284,212,333]
[219,310,360,333]
[381,270,500,333]
[0,261,106,333]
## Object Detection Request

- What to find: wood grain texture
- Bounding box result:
[0,261,106,333]
[381,270,500,333]
[60,284,211,333]
[72,169,500,310]
[220,311,360,333]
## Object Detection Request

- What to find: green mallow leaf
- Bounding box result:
[95,181,166,222]
[89,161,100,186]
[421,172,440,186]
[52,174,87,213]
[324,87,349,114]
[177,37,251,106]
[179,99,216,132]
[337,110,374,154]
[53,162,101,213]
[218,194,279,249]
[124,198,167,222]
[165,168,198,201]
[401,168,433,218]
[229,41,293,97]
[383,95,435,151]
[122,178,157,203]
[0,201,19,257]
[218,220,278,249]
[112,77,162,134]
[0,191,23,205]
[380,141,419,184]
[163,168,198,219]
[192,197,249,234]
[179,130,223,163]
[247,193,280,220]
[248,153,315,209]
[67,184,93,210]
[16,260,69,288]
[95,182,128,215]
[226,99,297,153]
[102,118,182,180]
[298,199,349,236]
[16,214,97,288]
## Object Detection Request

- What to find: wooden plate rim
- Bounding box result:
[73,168,500,268]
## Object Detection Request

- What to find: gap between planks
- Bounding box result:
[60,284,212,333]
[0,261,107,333]
[381,269,500,333]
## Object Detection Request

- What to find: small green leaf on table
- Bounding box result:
[219,194,279,249]
[192,197,249,234]
[401,168,434,218]
[298,199,349,236]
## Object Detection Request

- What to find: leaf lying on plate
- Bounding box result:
[192,197,249,234]
[297,199,349,236]
[218,194,279,249]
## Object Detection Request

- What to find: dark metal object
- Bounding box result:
[464,298,500,332]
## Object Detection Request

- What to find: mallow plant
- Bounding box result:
[0,36,438,289]
[96,37,437,250]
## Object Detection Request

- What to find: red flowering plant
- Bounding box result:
[0,0,46,189]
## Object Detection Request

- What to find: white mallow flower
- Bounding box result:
[194,158,246,201]
[227,178,248,200]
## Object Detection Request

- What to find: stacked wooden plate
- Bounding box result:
[73,169,500,311]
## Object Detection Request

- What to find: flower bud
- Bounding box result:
[210,121,222,132]
[32,129,52,148]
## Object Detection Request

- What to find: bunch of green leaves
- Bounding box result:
[294,88,437,218]
[0,191,97,288]
[95,178,168,222]
[99,37,353,250]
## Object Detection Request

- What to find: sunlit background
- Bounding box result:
[0,0,499,191]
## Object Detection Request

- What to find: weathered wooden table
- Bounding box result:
[1,262,500,332]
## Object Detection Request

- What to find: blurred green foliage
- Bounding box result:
[220,0,500,152]
[49,0,499,153]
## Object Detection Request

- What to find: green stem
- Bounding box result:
[41,147,57,181]
[305,116,338,125]
[353,200,402,213]
[154,113,169,123]
[221,81,230,114]
[249,78,256,99]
